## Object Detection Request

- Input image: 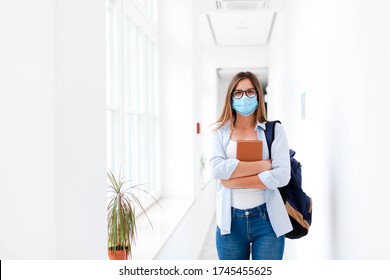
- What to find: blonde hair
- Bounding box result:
[214,71,267,130]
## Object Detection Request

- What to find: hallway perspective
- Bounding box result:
[1,0,390,260]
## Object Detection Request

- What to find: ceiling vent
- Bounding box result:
[216,0,271,10]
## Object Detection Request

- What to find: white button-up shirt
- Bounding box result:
[208,121,293,237]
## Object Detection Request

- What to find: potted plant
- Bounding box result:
[107,170,156,260]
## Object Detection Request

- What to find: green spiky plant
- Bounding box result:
[107,170,156,259]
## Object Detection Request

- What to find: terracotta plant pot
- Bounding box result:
[108,247,129,260]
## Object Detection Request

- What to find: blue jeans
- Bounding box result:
[216,204,285,260]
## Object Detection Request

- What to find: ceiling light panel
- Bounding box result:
[208,11,274,46]
[216,0,271,10]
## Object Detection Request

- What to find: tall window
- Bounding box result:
[107,0,160,207]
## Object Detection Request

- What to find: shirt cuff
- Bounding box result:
[258,171,277,190]
[225,158,240,178]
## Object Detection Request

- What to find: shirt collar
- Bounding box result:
[256,121,266,131]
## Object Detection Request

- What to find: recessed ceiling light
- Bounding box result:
[216,0,270,11]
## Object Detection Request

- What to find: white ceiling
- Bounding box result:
[198,0,286,46]
[198,0,286,88]
[208,11,275,46]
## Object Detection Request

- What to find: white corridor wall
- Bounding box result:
[0,0,106,259]
[268,0,390,259]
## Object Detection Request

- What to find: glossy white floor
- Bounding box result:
[198,217,218,260]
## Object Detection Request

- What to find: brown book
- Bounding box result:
[236,140,263,161]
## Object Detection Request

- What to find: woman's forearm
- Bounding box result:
[230,160,271,178]
[221,175,267,189]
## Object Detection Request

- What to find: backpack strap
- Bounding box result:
[265,120,281,159]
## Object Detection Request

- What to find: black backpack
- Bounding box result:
[265,121,312,239]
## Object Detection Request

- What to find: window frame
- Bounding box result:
[107,0,160,210]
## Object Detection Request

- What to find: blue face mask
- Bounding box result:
[232,96,258,116]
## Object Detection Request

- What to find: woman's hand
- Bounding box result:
[262,160,272,171]
[221,160,271,189]
[230,159,272,178]
[221,175,268,190]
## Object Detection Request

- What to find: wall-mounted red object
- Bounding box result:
[196,122,201,134]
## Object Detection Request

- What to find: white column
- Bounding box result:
[55,0,107,259]
[0,0,57,259]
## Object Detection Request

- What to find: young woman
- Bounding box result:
[209,71,292,260]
